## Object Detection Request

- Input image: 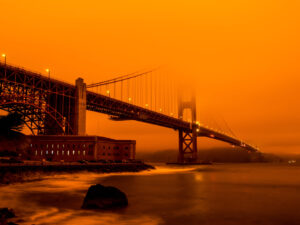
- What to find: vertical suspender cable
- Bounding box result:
[121,80,123,101]
[128,79,130,102]
[114,82,116,98]
[150,72,152,110]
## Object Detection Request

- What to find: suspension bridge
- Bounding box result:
[0,60,259,163]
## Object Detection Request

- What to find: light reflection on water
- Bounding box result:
[1,163,300,225]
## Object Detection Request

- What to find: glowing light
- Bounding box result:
[128,97,132,102]
[196,128,200,132]
[196,121,200,125]
[145,103,149,107]
[106,90,110,94]
[170,112,174,116]
[1,54,6,58]
[45,68,50,73]
[159,108,162,112]
[210,134,215,138]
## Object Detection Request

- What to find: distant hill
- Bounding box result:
[136,147,283,163]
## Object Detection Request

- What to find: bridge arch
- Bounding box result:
[0,95,73,135]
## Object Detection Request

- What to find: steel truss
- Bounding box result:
[0,63,75,135]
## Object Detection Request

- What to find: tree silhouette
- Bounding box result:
[0,112,28,156]
[0,112,24,136]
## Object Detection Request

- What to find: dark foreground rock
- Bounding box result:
[0,208,15,219]
[0,208,17,225]
[82,184,128,210]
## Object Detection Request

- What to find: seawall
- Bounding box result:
[0,163,155,185]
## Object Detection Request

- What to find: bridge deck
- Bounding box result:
[0,63,258,152]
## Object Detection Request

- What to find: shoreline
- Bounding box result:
[0,162,155,185]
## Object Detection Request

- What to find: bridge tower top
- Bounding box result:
[178,88,196,123]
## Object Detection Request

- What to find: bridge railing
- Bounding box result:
[0,62,75,88]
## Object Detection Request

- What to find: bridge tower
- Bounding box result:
[74,78,86,135]
[178,90,198,163]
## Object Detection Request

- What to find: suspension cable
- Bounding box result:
[86,68,158,88]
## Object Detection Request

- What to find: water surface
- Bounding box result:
[1,163,300,225]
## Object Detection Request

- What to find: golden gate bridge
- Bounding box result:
[0,59,259,163]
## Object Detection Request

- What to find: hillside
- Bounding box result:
[136,147,283,163]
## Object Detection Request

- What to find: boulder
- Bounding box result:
[0,208,15,219]
[0,208,17,225]
[82,184,128,210]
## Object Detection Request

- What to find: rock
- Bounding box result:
[0,208,15,219]
[0,208,17,225]
[8,222,19,225]
[82,184,128,209]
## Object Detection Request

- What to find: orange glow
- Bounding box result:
[1,0,300,154]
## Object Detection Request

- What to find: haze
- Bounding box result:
[1,0,299,154]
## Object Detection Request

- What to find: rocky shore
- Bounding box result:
[0,208,18,225]
[0,163,154,185]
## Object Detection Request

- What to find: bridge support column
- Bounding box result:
[178,89,198,163]
[178,127,198,163]
[74,78,86,135]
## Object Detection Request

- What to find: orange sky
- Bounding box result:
[1,0,300,154]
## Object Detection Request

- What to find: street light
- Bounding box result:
[45,68,50,79]
[1,54,6,64]
[2,54,6,77]
[106,90,110,97]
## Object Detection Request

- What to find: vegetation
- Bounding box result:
[0,112,28,157]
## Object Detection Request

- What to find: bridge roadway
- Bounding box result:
[0,63,258,152]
